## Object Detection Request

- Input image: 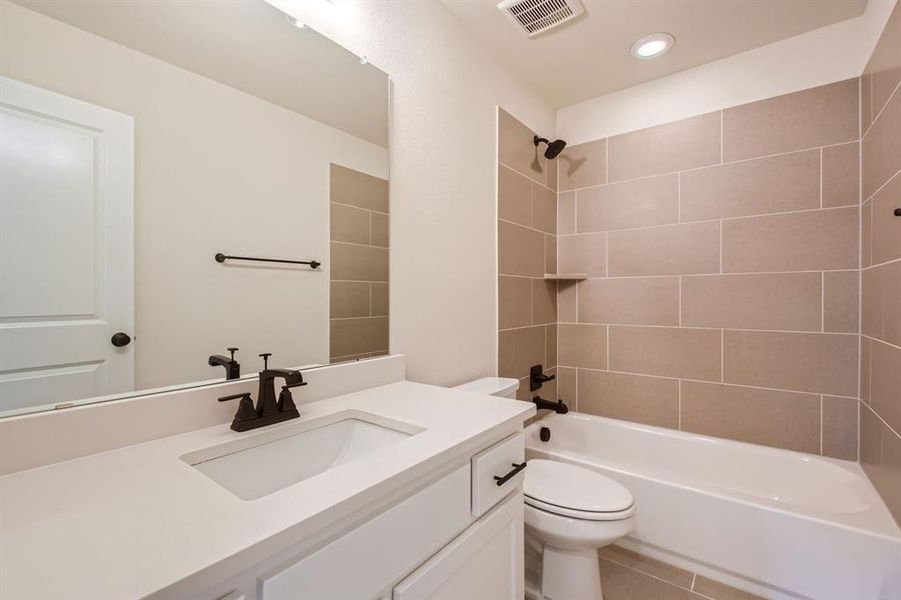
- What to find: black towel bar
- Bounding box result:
[215,253,321,269]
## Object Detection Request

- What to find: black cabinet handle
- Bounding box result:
[493,462,527,486]
[111,332,131,347]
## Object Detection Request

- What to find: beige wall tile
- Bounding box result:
[881,427,901,525]
[371,282,389,316]
[861,335,872,403]
[557,366,577,408]
[547,156,559,191]
[532,279,557,325]
[330,317,389,358]
[871,339,901,434]
[693,576,768,600]
[723,330,858,396]
[862,71,874,135]
[498,276,531,329]
[576,174,679,232]
[680,150,819,221]
[860,403,884,479]
[682,273,821,331]
[608,221,720,277]
[599,545,694,589]
[370,212,389,248]
[883,261,901,347]
[330,242,389,281]
[330,281,371,318]
[579,277,679,326]
[681,381,820,453]
[558,191,575,235]
[558,138,607,191]
[862,198,873,268]
[545,234,557,274]
[546,324,557,367]
[498,325,546,379]
[823,271,859,333]
[498,108,547,185]
[599,560,698,600]
[610,326,721,381]
[862,86,901,199]
[559,233,606,276]
[532,182,557,234]
[862,265,885,339]
[823,396,859,460]
[608,111,721,182]
[579,370,680,429]
[866,4,901,131]
[330,202,370,245]
[330,164,389,212]
[722,79,858,162]
[722,207,859,273]
[558,281,578,322]
[822,142,861,208]
[498,220,545,277]
[872,173,901,266]
[558,323,607,369]
[498,165,532,227]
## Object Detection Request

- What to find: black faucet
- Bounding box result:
[533,396,568,414]
[208,347,241,380]
[218,353,306,431]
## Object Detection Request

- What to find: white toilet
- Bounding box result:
[453,377,635,600]
[524,459,635,599]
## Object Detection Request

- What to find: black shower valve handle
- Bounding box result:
[894,207,901,217]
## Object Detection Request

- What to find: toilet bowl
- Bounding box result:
[524,459,635,600]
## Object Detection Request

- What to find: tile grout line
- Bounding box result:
[861,76,901,141]
[820,394,824,455]
[821,271,825,332]
[498,161,557,195]
[819,147,824,209]
[548,322,859,336]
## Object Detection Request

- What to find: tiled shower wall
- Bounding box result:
[553,79,863,459]
[860,0,901,526]
[329,164,390,362]
[497,109,559,401]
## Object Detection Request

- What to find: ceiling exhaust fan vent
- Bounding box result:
[497,0,584,38]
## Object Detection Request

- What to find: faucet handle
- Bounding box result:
[259,353,271,369]
[227,347,239,360]
[218,392,257,422]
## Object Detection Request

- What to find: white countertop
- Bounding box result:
[0,381,534,600]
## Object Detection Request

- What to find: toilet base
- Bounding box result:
[540,545,603,600]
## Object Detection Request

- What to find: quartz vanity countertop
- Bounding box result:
[0,381,535,600]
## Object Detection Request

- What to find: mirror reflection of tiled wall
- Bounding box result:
[329,164,390,362]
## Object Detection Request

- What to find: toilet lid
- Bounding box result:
[524,459,634,515]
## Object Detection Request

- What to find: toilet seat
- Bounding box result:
[524,459,634,521]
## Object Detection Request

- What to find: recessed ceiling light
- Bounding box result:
[631,33,675,59]
[285,15,305,29]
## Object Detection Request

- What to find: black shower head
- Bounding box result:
[534,135,567,160]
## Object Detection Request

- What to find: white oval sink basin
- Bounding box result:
[182,411,422,500]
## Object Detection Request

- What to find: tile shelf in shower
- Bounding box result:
[543,273,588,281]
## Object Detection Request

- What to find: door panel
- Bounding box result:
[0,76,134,410]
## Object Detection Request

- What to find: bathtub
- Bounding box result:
[525,413,901,600]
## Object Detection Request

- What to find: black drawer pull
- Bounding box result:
[494,462,527,486]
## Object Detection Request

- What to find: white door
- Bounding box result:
[0,76,134,413]
[393,493,524,600]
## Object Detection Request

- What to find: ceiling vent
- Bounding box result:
[497,0,585,38]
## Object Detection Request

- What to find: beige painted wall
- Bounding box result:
[0,1,388,389]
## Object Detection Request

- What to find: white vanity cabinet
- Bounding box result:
[192,432,526,600]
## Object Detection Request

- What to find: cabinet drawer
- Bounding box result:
[260,464,471,600]
[471,432,524,517]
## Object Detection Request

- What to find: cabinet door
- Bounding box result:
[393,493,523,600]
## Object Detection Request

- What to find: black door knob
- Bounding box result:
[111,332,132,347]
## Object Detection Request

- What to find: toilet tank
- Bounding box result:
[453,377,520,398]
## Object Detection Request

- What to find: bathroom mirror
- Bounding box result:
[0,0,390,417]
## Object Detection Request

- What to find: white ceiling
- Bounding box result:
[14,0,389,147]
[442,0,868,108]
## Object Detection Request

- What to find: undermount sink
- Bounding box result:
[182,411,423,500]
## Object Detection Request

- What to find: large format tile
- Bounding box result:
[599,557,698,600]
[723,330,858,396]
[862,84,901,199]
[498,220,545,277]
[722,207,859,273]
[722,79,859,161]
[559,232,607,277]
[577,174,679,232]
[870,339,901,435]
[557,366,577,407]
[498,108,547,185]
[557,281,578,322]
[330,242,389,281]
[498,325,547,379]
[609,326,721,381]
[330,281,370,318]
[558,138,607,191]
[558,323,607,369]
[865,4,901,132]
[558,191,575,234]
[680,381,820,453]
[822,142,860,208]
[822,396,859,460]
[330,202,371,245]
[532,182,556,234]
[823,271,860,333]
[608,111,721,182]
[872,173,901,266]
[607,221,720,277]
[330,164,389,212]
[579,277,679,326]
[532,279,557,325]
[498,276,531,329]
[682,273,821,331]
[692,576,768,600]
[329,317,389,358]
[498,164,531,227]
[370,282,389,316]
[883,261,901,347]
[578,370,680,428]
[370,212,389,247]
[599,545,694,589]
[680,149,819,221]
[862,264,885,339]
